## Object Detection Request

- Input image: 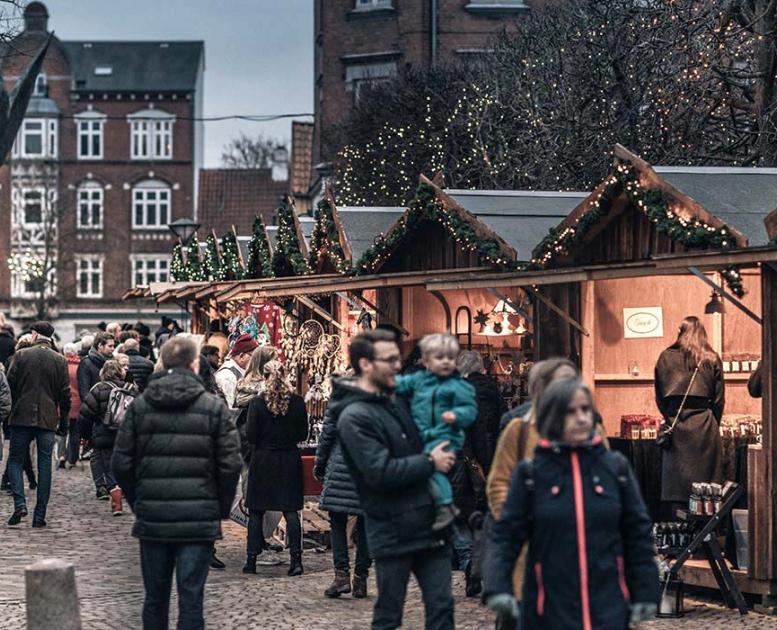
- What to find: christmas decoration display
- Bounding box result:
[185,236,206,282]
[309,198,350,273]
[530,159,745,296]
[271,201,310,277]
[225,301,283,351]
[220,229,246,281]
[354,182,517,275]
[246,215,274,279]
[473,309,490,332]
[171,243,187,282]
[203,232,224,282]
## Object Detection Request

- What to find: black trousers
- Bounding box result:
[330,512,371,577]
[373,545,454,630]
[247,510,301,554]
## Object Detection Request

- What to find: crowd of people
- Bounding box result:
[2,311,735,629]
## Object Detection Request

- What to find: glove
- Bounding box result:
[629,602,657,626]
[486,594,520,620]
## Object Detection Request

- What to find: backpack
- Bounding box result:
[104,383,137,430]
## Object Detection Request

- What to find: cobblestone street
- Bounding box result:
[0,463,772,629]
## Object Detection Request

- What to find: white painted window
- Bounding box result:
[76,255,103,298]
[131,255,171,286]
[355,0,392,8]
[12,118,58,159]
[77,182,104,229]
[132,180,171,229]
[33,73,47,97]
[76,112,105,159]
[21,188,44,227]
[127,109,175,160]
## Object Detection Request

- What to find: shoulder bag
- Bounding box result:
[656,367,698,450]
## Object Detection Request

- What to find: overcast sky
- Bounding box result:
[38,0,313,167]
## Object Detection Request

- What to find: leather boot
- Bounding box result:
[324,569,351,598]
[352,573,368,599]
[288,551,303,576]
[109,486,123,516]
[242,553,257,574]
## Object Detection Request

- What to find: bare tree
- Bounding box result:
[221,132,287,169]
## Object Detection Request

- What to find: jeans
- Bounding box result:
[373,546,454,630]
[2,441,35,486]
[450,518,473,573]
[90,447,116,489]
[9,426,54,519]
[247,510,301,554]
[140,540,212,630]
[330,512,371,577]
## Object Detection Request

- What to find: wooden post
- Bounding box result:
[580,280,596,394]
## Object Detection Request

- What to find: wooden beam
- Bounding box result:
[326,187,353,263]
[296,295,345,331]
[760,263,777,578]
[487,288,531,320]
[530,287,589,337]
[687,267,762,325]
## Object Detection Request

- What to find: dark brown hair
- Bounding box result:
[536,378,595,441]
[675,316,718,368]
[349,329,397,375]
[93,332,115,350]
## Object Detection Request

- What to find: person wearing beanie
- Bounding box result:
[215,334,259,410]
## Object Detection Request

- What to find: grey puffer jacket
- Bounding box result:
[314,378,364,516]
[111,368,242,542]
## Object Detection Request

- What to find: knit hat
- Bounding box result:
[30,321,55,338]
[230,333,259,357]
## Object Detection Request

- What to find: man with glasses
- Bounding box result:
[339,330,456,630]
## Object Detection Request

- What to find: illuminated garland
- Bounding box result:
[309,198,350,273]
[171,243,187,282]
[220,230,245,281]
[203,233,224,282]
[246,215,274,279]
[271,202,311,278]
[530,160,745,296]
[186,236,206,282]
[354,182,517,275]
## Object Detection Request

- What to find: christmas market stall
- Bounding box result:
[425,144,777,608]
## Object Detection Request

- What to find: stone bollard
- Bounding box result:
[25,558,82,630]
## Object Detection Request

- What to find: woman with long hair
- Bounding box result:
[243,360,309,576]
[655,315,724,516]
[484,379,658,629]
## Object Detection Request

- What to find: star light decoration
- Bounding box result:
[473,309,490,332]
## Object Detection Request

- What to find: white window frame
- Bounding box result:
[75,255,103,299]
[354,0,392,9]
[33,73,47,97]
[20,187,46,228]
[12,118,58,159]
[131,255,171,287]
[345,60,397,101]
[76,182,104,229]
[132,180,171,230]
[127,109,175,160]
[75,111,105,160]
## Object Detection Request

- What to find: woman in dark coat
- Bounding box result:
[655,316,724,514]
[483,379,658,629]
[314,377,371,599]
[243,360,308,577]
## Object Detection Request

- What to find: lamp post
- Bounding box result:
[168,218,201,245]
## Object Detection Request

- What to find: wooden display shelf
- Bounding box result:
[594,373,755,383]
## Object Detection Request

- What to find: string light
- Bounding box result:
[246,215,274,279]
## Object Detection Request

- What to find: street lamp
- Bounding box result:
[168,218,201,245]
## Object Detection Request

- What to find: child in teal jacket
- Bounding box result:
[396,333,477,531]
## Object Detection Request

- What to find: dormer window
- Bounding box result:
[94,66,113,76]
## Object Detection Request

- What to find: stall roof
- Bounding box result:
[266,216,315,249]
[447,189,586,261]
[337,207,405,260]
[655,166,777,246]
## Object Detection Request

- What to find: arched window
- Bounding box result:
[76,181,104,229]
[132,179,171,229]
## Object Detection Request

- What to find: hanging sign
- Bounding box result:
[623,307,664,339]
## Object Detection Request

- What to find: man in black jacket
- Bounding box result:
[112,336,241,630]
[6,321,70,527]
[122,338,154,391]
[339,330,456,630]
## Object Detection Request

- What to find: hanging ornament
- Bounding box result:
[473,309,490,332]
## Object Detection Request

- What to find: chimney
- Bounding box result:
[24,2,49,33]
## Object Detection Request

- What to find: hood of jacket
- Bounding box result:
[88,348,108,368]
[143,369,206,410]
[327,377,391,421]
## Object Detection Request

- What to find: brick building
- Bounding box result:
[0,2,203,339]
[312,0,542,184]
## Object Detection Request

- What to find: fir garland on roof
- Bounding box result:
[246,215,274,279]
[186,236,206,282]
[220,230,246,281]
[171,243,188,282]
[309,198,350,273]
[203,233,224,282]
[271,202,311,278]
[353,182,517,275]
[530,159,745,296]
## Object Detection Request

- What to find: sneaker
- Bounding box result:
[7,509,28,527]
[265,541,284,553]
[32,518,47,528]
[57,459,66,470]
[210,553,226,570]
[96,487,110,501]
[431,505,458,532]
[256,550,284,566]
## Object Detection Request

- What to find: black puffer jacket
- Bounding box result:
[466,372,507,474]
[111,369,242,542]
[483,439,658,630]
[339,387,443,560]
[125,349,154,392]
[79,378,135,450]
[76,349,107,401]
[314,378,364,516]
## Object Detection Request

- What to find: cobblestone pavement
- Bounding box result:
[0,463,773,629]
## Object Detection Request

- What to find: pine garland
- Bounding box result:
[220,230,246,281]
[271,202,310,278]
[354,182,517,275]
[186,236,206,281]
[309,198,350,273]
[171,243,188,282]
[246,215,274,279]
[203,233,224,282]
